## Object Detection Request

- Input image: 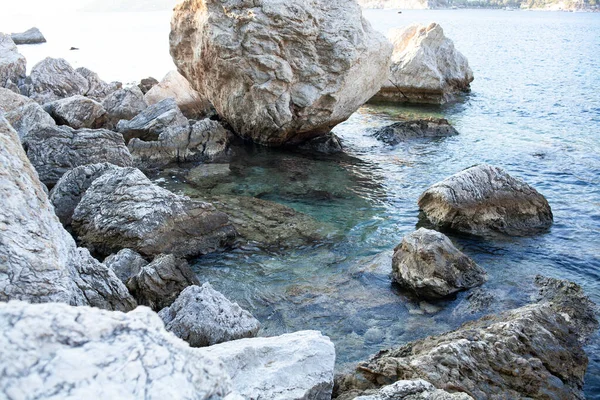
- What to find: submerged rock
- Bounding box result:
[373,23,473,104]
[103,249,148,284]
[373,118,458,145]
[0,117,135,311]
[418,164,553,236]
[76,67,122,101]
[101,85,148,128]
[159,283,261,347]
[0,34,26,88]
[44,95,107,129]
[297,132,344,154]
[10,27,46,44]
[71,166,237,257]
[170,0,392,146]
[126,254,200,311]
[22,57,89,104]
[145,70,211,119]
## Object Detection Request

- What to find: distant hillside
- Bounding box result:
[358,0,597,9]
[357,0,434,9]
[79,0,180,12]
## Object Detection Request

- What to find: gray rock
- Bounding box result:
[145,70,211,119]
[353,379,473,400]
[392,228,487,299]
[373,118,458,145]
[71,166,237,257]
[127,254,200,311]
[159,283,260,347]
[103,249,149,284]
[0,117,135,311]
[22,57,89,104]
[44,95,107,129]
[0,34,26,88]
[138,76,159,94]
[170,0,392,146]
[10,27,46,44]
[418,164,553,236]
[117,97,189,142]
[76,67,122,101]
[3,102,55,141]
[201,330,336,400]
[101,85,148,128]
[24,125,132,187]
[297,132,344,154]
[0,87,33,112]
[0,301,237,399]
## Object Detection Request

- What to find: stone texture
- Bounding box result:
[138,76,159,94]
[117,97,189,143]
[22,57,89,104]
[391,228,487,299]
[0,301,237,399]
[353,380,473,400]
[103,249,149,284]
[145,70,211,118]
[201,330,336,400]
[372,23,473,104]
[170,0,392,146]
[3,101,55,141]
[0,34,26,88]
[101,85,148,128]
[10,27,46,44]
[76,67,122,101]
[71,166,237,257]
[0,117,135,311]
[373,118,458,145]
[126,254,200,311]
[159,283,260,347]
[44,95,107,129]
[23,125,132,187]
[297,132,344,154]
[0,87,33,112]
[418,164,553,236]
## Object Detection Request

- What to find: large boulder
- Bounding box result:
[0,34,26,88]
[170,0,392,146]
[372,23,473,105]
[103,249,149,284]
[71,166,237,257]
[0,117,135,311]
[23,125,132,187]
[159,283,261,347]
[373,118,458,145]
[101,85,148,128]
[10,27,46,44]
[22,57,89,104]
[44,95,107,129]
[202,330,336,400]
[392,228,487,299]
[76,67,122,101]
[145,70,211,119]
[0,301,237,399]
[418,164,553,236]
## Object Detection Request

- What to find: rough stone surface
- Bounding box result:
[22,57,89,104]
[0,301,237,399]
[418,164,553,236]
[170,0,392,146]
[103,249,149,284]
[145,70,211,119]
[201,330,336,400]
[391,228,487,299]
[139,76,159,94]
[353,380,473,400]
[76,67,122,101]
[0,117,135,311]
[117,97,189,143]
[0,87,33,112]
[24,125,132,187]
[101,85,148,127]
[372,23,473,104]
[3,101,55,141]
[373,118,458,145]
[127,254,200,311]
[297,132,344,154]
[0,34,26,88]
[334,277,598,400]
[71,166,237,257]
[159,283,260,347]
[44,95,107,129]
[10,27,46,44]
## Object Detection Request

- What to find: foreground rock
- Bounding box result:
[101,85,148,128]
[21,57,89,104]
[44,95,107,129]
[103,249,148,284]
[372,23,473,105]
[0,301,236,399]
[71,166,237,257]
[10,27,46,44]
[0,34,26,89]
[159,283,261,347]
[373,118,458,145]
[334,276,598,400]
[203,330,336,400]
[145,70,211,119]
[353,380,473,400]
[392,228,487,299]
[0,117,135,311]
[170,0,392,146]
[418,164,553,236]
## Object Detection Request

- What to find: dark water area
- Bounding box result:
[154,9,600,397]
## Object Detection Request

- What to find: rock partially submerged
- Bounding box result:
[373,118,458,145]
[159,283,261,347]
[44,95,107,129]
[373,23,473,105]
[170,0,392,146]
[145,70,211,119]
[10,27,46,44]
[392,228,487,299]
[22,57,89,104]
[297,132,344,154]
[418,164,553,236]
[0,34,26,88]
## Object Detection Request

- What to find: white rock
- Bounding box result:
[145,70,211,119]
[355,379,473,400]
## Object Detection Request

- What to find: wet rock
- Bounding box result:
[103,249,149,284]
[117,97,188,143]
[24,125,132,187]
[392,228,487,299]
[297,132,344,154]
[170,0,392,146]
[0,301,236,399]
[71,166,237,257]
[451,287,496,316]
[44,95,107,129]
[22,57,89,104]
[159,283,260,347]
[145,70,211,119]
[352,379,473,400]
[373,23,473,104]
[418,164,553,236]
[76,67,122,101]
[3,102,55,141]
[373,118,458,145]
[0,87,33,112]
[10,27,46,44]
[101,85,148,128]
[0,117,135,311]
[126,254,200,311]
[0,34,26,88]
[138,76,159,94]
[201,330,336,400]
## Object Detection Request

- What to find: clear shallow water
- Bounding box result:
[3,8,600,397]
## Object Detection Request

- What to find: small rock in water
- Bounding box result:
[363,327,385,344]
[373,118,459,145]
[10,27,46,44]
[70,47,79,51]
